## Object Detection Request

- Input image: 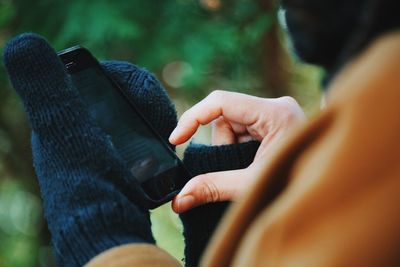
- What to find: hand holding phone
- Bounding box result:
[58,47,191,208]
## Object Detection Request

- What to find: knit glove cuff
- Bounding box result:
[54,200,154,265]
[183,140,260,176]
[180,140,260,267]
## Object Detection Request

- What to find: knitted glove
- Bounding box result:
[181,141,260,267]
[3,33,177,266]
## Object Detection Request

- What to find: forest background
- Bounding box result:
[0,0,322,266]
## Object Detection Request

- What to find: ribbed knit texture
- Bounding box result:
[181,141,260,267]
[3,33,179,266]
[100,60,177,142]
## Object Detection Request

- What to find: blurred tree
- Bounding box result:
[4,0,287,97]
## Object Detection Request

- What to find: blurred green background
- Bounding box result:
[0,0,322,266]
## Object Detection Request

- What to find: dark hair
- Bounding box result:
[334,0,399,73]
[282,0,400,84]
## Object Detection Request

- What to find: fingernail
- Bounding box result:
[169,128,178,143]
[177,195,195,212]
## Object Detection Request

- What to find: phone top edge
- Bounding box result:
[58,46,99,73]
[57,45,86,56]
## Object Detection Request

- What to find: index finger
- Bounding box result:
[169,90,265,144]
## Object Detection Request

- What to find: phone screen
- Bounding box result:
[70,68,179,184]
[59,47,190,207]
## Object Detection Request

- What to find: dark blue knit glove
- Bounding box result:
[3,33,177,266]
[181,141,259,267]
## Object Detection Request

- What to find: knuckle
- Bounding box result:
[277,96,304,121]
[200,174,221,203]
[208,90,225,101]
[279,96,298,107]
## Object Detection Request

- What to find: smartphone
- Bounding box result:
[58,46,191,209]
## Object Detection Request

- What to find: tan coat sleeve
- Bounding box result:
[201,33,400,267]
[85,244,181,267]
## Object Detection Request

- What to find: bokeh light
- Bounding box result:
[162,61,194,88]
[200,0,222,11]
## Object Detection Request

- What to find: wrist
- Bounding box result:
[48,198,154,266]
[183,140,260,177]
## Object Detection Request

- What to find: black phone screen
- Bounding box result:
[59,47,190,206]
[71,68,178,183]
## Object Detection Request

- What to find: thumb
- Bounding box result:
[3,33,85,134]
[172,168,248,213]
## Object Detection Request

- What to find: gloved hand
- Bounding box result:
[3,32,259,267]
[3,33,177,266]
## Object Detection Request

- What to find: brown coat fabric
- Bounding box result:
[86,32,400,267]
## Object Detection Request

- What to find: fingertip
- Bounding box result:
[4,33,59,72]
[4,33,41,62]
[4,33,69,102]
[172,194,196,213]
[171,198,180,213]
[169,127,191,145]
[168,128,179,144]
[168,138,177,145]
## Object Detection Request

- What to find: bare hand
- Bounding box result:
[169,90,306,213]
